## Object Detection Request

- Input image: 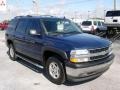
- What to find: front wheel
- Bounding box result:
[45,56,66,85]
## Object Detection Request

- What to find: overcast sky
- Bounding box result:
[0,0,120,21]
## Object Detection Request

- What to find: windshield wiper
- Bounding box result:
[63,31,81,34]
[48,31,81,36]
[48,31,64,35]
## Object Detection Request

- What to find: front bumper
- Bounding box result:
[65,54,114,82]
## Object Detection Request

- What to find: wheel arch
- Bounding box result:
[6,39,13,47]
[42,47,68,66]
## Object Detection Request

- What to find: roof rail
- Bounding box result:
[26,14,55,18]
[26,15,32,17]
[14,16,23,19]
[40,15,54,17]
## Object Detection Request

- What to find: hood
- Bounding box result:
[46,33,111,50]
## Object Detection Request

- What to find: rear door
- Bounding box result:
[14,19,28,55]
[24,19,44,60]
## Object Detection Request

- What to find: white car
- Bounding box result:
[81,20,107,34]
[105,10,120,30]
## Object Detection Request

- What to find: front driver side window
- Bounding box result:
[26,19,41,35]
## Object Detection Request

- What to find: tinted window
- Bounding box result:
[101,22,105,26]
[26,19,41,34]
[106,11,120,17]
[94,21,97,25]
[16,19,28,34]
[43,20,57,32]
[82,21,92,26]
[98,21,101,26]
[42,19,82,35]
[7,19,18,31]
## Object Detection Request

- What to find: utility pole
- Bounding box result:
[32,0,40,15]
[88,11,90,19]
[114,0,116,10]
[104,10,106,20]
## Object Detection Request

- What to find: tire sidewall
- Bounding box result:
[8,44,16,61]
[45,56,66,85]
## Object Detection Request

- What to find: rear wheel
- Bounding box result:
[45,56,66,85]
[8,44,16,61]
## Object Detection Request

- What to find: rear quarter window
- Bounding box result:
[7,19,18,31]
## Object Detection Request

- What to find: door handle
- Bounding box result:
[14,36,25,41]
[25,38,36,44]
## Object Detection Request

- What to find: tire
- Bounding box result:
[45,56,66,85]
[95,29,99,35]
[8,44,16,61]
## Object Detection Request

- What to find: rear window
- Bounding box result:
[106,11,120,17]
[82,21,92,26]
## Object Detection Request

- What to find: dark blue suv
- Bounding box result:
[6,15,114,85]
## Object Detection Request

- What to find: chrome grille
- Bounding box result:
[90,47,109,54]
[89,47,110,61]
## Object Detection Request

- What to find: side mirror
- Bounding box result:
[29,29,40,36]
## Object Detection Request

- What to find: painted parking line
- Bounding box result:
[96,32,106,37]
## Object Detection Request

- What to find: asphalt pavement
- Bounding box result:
[0,31,120,90]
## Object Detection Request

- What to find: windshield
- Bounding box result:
[82,21,92,26]
[106,11,120,17]
[42,19,82,35]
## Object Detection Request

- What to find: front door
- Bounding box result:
[24,19,44,61]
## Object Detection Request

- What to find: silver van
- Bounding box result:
[81,20,107,34]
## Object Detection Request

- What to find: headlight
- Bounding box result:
[70,49,89,55]
[70,49,90,63]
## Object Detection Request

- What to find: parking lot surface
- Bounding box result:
[0,31,120,90]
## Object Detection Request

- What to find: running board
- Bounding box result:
[16,54,44,69]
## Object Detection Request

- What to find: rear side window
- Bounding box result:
[93,21,97,25]
[82,21,92,26]
[106,11,120,17]
[16,19,28,34]
[101,22,105,26]
[98,21,101,26]
[7,19,18,31]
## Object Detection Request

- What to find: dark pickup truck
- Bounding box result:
[5,15,114,85]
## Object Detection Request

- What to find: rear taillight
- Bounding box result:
[91,26,96,34]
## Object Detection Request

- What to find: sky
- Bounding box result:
[0,0,120,20]
[7,0,120,11]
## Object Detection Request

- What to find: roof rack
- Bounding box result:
[40,15,54,17]
[26,15,55,17]
[14,16,24,19]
